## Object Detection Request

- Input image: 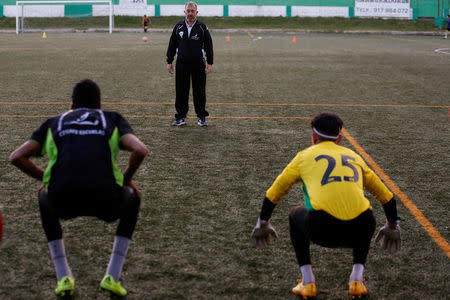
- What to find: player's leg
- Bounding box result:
[348,210,376,298]
[192,61,209,125]
[174,62,191,124]
[289,206,317,298]
[38,190,74,297]
[0,209,3,243]
[99,186,141,297]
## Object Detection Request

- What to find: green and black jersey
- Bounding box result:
[30,108,133,194]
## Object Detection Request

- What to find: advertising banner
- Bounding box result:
[355,0,412,18]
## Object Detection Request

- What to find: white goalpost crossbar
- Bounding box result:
[16,0,114,34]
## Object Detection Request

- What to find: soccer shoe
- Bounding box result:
[349,280,368,299]
[197,117,207,127]
[172,118,186,126]
[99,275,127,297]
[54,276,75,297]
[292,279,317,299]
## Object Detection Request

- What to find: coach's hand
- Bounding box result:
[167,64,174,74]
[251,217,278,249]
[375,221,401,254]
[205,64,212,74]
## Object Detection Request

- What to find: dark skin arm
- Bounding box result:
[10,135,148,197]
[9,141,44,181]
[120,134,148,198]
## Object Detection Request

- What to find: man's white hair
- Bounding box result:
[185,1,197,10]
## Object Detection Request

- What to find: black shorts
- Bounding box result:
[40,185,133,222]
[304,209,376,249]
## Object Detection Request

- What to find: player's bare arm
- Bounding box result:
[120,134,148,185]
[9,141,44,181]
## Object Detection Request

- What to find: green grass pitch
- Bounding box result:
[0,31,449,299]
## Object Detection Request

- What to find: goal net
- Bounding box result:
[16,0,114,34]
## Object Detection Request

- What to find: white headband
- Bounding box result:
[313,127,340,140]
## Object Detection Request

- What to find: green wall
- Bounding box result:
[65,4,92,17]
[411,0,449,18]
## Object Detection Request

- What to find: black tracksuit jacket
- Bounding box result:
[166,20,213,65]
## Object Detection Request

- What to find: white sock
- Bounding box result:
[300,264,315,284]
[349,264,364,282]
[48,239,72,281]
[106,236,131,281]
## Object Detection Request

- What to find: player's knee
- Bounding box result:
[122,186,141,211]
[38,189,53,212]
[289,206,306,220]
[289,206,308,229]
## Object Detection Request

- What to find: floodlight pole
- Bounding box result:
[21,4,24,33]
[15,3,18,34]
[109,0,113,34]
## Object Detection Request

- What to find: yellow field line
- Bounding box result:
[2,110,448,258]
[0,101,447,109]
[342,128,450,260]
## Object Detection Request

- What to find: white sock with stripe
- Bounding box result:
[48,239,72,281]
[349,264,364,282]
[106,236,131,281]
[300,264,315,284]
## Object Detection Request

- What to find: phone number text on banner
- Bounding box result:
[355,0,412,18]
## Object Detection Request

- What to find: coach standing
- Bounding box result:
[166,1,213,127]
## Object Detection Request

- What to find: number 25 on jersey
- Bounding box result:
[315,155,359,186]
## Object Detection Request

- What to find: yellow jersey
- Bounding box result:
[266,141,393,220]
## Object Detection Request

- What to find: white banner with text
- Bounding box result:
[355,0,412,19]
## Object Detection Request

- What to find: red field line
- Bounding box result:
[0,101,447,109]
[0,114,311,120]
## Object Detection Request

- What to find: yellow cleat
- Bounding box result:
[99,274,127,297]
[55,276,75,297]
[349,280,368,299]
[292,279,317,299]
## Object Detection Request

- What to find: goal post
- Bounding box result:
[16,0,114,34]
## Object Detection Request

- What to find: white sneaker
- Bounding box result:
[197,117,207,127]
[172,118,186,126]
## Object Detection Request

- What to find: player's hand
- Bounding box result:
[251,217,278,249]
[0,211,3,243]
[126,179,141,199]
[167,64,174,74]
[205,64,212,74]
[37,184,45,197]
[374,222,401,254]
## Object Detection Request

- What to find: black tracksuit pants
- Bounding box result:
[175,60,209,119]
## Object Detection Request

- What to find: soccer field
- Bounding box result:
[0,31,449,299]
